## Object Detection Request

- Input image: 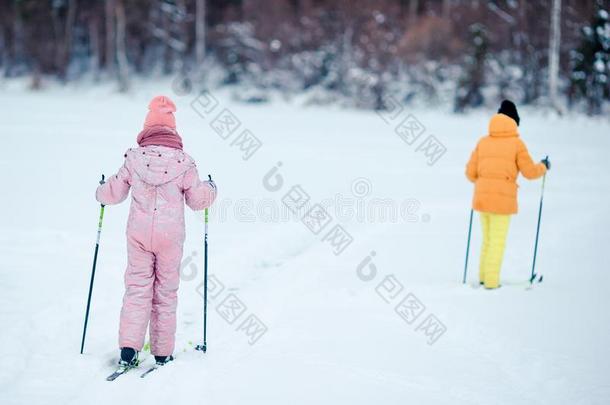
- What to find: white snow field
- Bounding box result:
[1,80,609,404]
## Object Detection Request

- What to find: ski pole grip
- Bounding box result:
[208,174,212,181]
[100,174,106,208]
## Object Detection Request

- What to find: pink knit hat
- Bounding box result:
[144,95,176,129]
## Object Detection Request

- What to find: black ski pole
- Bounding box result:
[196,174,212,353]
[81,174,106,354]
[462,209,474,284]
[530,158,548,284]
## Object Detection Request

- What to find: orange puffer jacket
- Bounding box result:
[466,113,546,214]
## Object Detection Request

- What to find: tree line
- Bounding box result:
[0,0,608,114]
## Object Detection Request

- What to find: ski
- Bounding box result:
[470,276,543,290]
[140,356,174,378]
[140,366,158,378]
[106,364,136,381]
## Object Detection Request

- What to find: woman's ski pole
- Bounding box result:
[530,158,548,284]
[80,175,105,354]
[462,208,474,284]
[196,174,212,353]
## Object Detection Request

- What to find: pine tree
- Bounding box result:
[569,2,610,115]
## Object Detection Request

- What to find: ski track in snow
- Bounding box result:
[1,81,609,404]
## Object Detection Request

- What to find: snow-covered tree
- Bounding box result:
[548,0,562,112]
[454,23,488,112]
[195,0,206,66]
[569,2,610,115]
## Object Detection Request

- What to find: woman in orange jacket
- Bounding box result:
[466,100,550,289]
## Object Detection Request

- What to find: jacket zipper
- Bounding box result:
[151,186,157,250]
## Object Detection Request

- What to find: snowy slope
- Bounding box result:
[1,80,609,404]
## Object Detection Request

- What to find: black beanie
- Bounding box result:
[498,100,520,126]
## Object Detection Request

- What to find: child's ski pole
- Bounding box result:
[530,158,548,284]
[462,209,474,284]
[196,174,212,353]
[80,175,105,354]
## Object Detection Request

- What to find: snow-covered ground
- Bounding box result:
[1,80,609,404]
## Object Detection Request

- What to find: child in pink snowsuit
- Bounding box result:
[96,96,216,364]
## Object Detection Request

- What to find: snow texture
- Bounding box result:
[0,80,609,404]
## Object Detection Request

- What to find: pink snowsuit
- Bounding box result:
[96,145,216,356]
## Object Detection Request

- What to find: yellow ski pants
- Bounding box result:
[479,212,511,289]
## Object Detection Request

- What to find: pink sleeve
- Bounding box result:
[95,162,131,205]
[183,166,217,211]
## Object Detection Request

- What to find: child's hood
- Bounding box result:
[488,113,519,138]
[125,145,195,186]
